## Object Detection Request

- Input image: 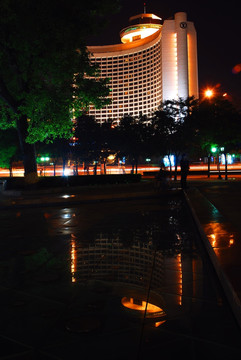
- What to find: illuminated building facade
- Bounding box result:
[87,11,198,123]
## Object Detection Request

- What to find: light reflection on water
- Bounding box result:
[204,221,235,252]
[68,197,201,323]
[1,196,240,358]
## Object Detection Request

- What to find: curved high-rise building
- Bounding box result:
[87,11,198,124]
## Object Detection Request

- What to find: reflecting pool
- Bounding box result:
[0,196,241,359]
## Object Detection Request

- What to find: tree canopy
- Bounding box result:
[0,0,119,179]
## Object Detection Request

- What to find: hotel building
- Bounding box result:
[87,11,198,123]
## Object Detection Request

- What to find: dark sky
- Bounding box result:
[88,0,241,106]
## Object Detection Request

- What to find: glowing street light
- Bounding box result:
[205,89,214,98]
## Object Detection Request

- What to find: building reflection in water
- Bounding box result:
[71,233,77,283]
[69,226,203,321]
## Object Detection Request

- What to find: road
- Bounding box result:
[1,162,241,177]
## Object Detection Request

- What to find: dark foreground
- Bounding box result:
[0,191,241,359]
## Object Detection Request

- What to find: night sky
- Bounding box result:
[87,0,241,107]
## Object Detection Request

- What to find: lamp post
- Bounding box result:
[39,156,50,176]
[211,146,222,179]
[220,147,228,181]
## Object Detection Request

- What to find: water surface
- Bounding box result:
[0,196,240,359]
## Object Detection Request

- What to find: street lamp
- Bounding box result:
[205,89,214,98]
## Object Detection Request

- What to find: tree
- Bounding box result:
[115,115,149,173]
[73,114,101,167]
[0,128,18,176]
[193,96,241,179]
[0,0,119,182]
[151,97,197,178]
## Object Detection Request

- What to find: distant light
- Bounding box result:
[232,63,241,74]
[107,154,115,161]
[205,89,213,98]
[221,154,233,165]
[61,194,76,199]
[40,156,50,161]
[163,155,175,167]
[211,147,217,153]
[63,168,71,176]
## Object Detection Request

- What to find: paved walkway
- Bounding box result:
[0,180,158,209]
[185,178,241,328]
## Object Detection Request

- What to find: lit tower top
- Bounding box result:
[120,13,162,43]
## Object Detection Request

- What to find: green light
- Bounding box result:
[211,147,217,153]
[40,156,50,161]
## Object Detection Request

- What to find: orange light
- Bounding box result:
[121,297,166,316]
[71,234,77,283]
[232,64,241,74]
[205,89,213,98]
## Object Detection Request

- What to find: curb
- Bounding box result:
[0,193,163,210]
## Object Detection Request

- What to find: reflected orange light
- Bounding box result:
[121,297,164,313]
[155,320,166,328]
[177,253,183,306]
[71,234,77,283]
[121,297,166,325]
[204,222,235,252]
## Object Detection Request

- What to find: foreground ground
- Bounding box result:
[0,178,241,359]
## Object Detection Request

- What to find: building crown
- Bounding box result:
[120,13,162,43]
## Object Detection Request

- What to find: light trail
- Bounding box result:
[1,163,241,177]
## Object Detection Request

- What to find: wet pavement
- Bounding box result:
[186,179,241,329]
[0,185,241,359]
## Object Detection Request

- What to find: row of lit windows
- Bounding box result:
[102,69,160,77]
[110,80,159,87]
[109,74,161,83]
[109,71,159,79]
[89,93,161,106]
[97,59,161,69]
[91,91,162,104]
[94,51,159,65]
[91,100,160,111]
[98,56,161,67]
[94,43,160,60]
[94,107,159,116]
[93,58,160,75]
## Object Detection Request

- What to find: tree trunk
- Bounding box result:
[224,153,228,181]
[9,160,13,177]
[174,154,178,181]
[16,115,38,183]
[207,155,211,178]
[62,157,66,175]
[168,154,172,179]
[217,152,222,179]
[135,158,138,174]
[131,161,134,174]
